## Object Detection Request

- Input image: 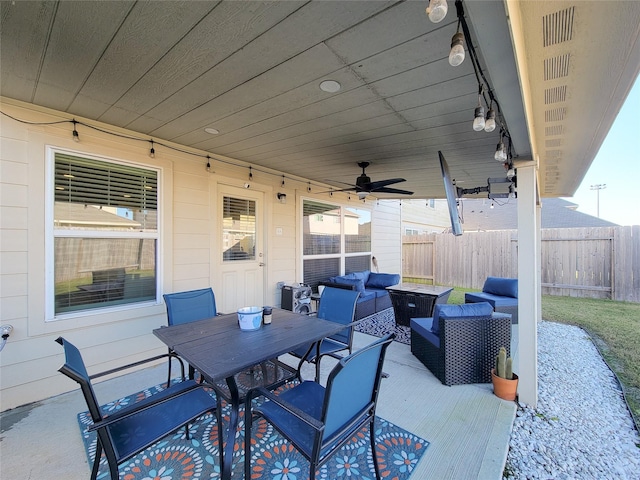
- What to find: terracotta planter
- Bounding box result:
[491,368,519,401]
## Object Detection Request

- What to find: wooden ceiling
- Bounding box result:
[1,0,638,199]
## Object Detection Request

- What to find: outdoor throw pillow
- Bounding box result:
[431,302,494,334]
[366,272,400,288]
[483,277,518,298]
[335,277,366,293]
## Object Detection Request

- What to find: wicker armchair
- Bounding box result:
[410,303,512,386]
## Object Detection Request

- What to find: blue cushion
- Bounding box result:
[358,290,376,302]
[365,288,388,298]
[334,277,365,293]
[431,302,494,334]
[345,270,370,284]
[483,277,518,298]
[410,317,440,348]
[366,272,400,288]
[466,292,518,308]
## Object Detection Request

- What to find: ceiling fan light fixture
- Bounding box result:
[426,0,448,23]
[358,191,369,200]
[449,32,465,67]
[319,80,341,93]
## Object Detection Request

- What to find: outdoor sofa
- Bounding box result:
[410,302,512,385]
[464,276,519,324]
[321,270,400,321]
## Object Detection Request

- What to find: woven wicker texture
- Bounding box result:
[389,291,439,327]
[411,314,512,386]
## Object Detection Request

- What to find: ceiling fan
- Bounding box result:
[326,162,414,199]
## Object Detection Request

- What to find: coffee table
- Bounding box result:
[386,283,454,327]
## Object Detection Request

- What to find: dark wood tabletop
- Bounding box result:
[153,308,344,385]
[153,307,345,480]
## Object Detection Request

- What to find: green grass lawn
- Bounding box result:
[444,286,640,425]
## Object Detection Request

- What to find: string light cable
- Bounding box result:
[0,110,362,197]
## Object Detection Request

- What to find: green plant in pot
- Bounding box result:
[491,347,519,401]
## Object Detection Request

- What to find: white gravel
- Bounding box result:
[504,321,640,479]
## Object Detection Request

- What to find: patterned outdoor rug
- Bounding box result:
[356,307,411,345]
[78,381,429,479]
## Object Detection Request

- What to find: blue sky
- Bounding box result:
[563,75,640,226]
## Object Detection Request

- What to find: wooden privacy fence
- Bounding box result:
[402,226,640,302]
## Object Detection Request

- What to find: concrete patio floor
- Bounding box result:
[0,330,517,479]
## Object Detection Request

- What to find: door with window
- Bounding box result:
[217,185,265,312]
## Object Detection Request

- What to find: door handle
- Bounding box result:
[259,263,265,267]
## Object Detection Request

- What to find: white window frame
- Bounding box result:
[300,197,372,283]
[45,147,161,321]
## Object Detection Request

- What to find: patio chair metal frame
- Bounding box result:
[288,286,360,381]
[244,333,395,480]
[55,337,221,480]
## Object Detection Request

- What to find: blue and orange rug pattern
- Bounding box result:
[77,381,429,479]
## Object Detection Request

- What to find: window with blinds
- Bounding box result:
[302,199,371,291]
[222,196,256,261]
[51,152,158,318]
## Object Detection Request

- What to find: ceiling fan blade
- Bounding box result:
[364,178,406,190]
[316,185,359,194]
[372,186,414,195]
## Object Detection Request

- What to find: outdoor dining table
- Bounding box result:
[152,308,345,480]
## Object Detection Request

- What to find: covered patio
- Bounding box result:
[1,1,640,477]
[0,329,519,479]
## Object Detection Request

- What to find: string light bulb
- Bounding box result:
[484,105,496,132]
[426,0,448,23]
[206,155,211,172]
[473,103,485,132]
[495,136,507,162]
[149,140,155,158]
[72,120,79,142]
[449,31,465,67]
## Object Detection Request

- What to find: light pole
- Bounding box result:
[590,184,606,218]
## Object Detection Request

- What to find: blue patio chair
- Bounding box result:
[289,286,360,380]
[55,337,220,480]
[163,288,218,387]
[244,333,394,480]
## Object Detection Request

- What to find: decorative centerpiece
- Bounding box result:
[491,347,518,401]
[237,306,263,331]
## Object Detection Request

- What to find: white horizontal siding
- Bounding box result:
[0,100,402,410]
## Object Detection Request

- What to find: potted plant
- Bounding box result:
[491,347,518,401]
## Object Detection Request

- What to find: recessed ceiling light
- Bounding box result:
[319,80,341,93]
[204,127,220,135]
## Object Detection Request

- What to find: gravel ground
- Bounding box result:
[504,321,640,479]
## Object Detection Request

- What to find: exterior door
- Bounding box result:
[217,185,265,313]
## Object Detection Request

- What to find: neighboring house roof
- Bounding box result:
[458,197,618,231]
[54,203,141,228]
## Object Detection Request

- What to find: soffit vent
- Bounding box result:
[546,149,563,158]
[545,107,566,122]
[545,138,562,148]
[545,125,564,136]
[544,85,567,104]
[544,54,571,80]
[543,7,575,47]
